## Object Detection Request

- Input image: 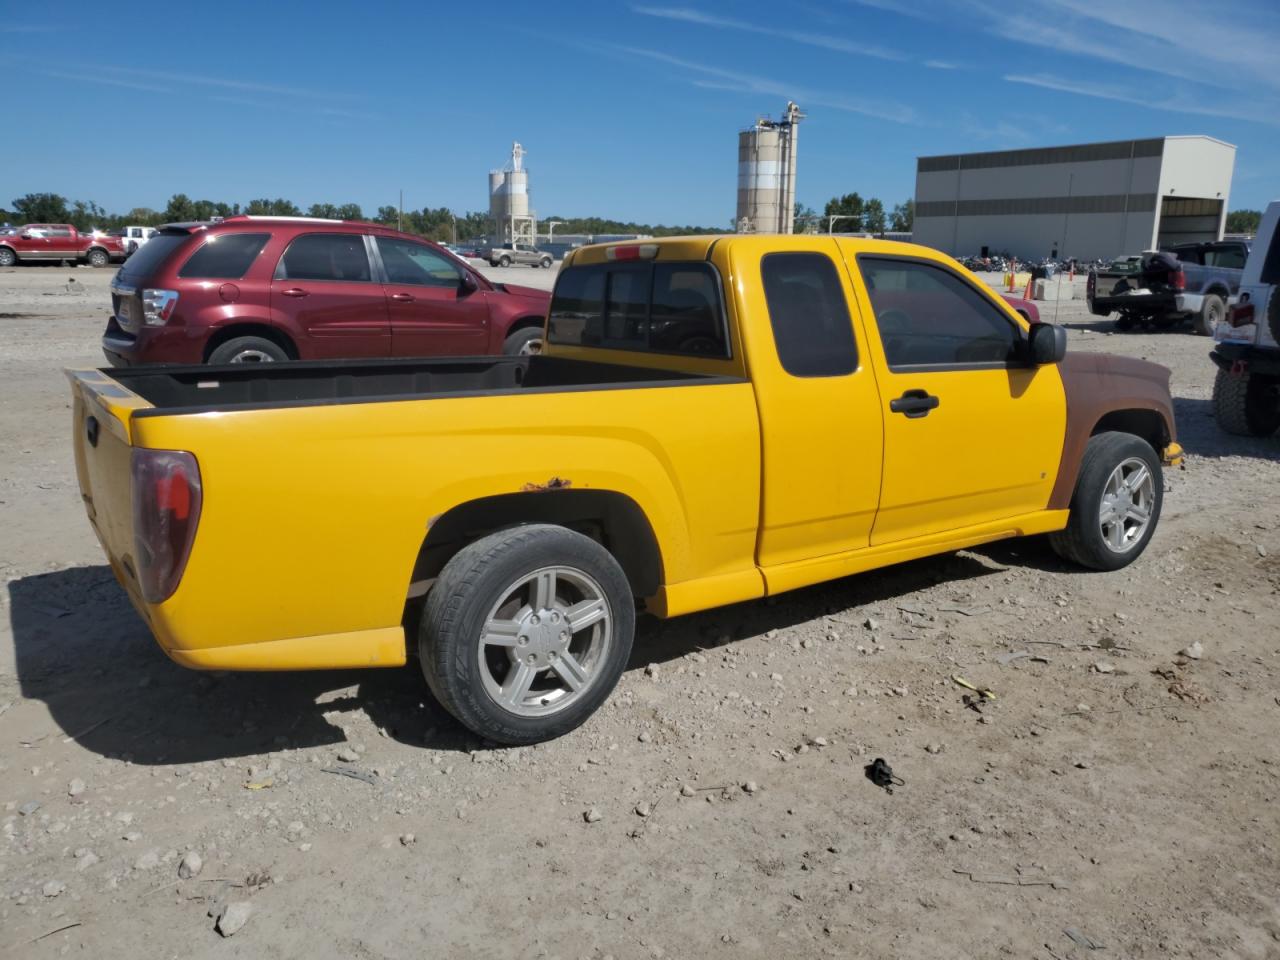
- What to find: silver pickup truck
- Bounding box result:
[1087,240,1250,335]
[488,242,554,269]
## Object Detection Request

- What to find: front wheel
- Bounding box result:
[1213,367,1280,437]
[419,525,635,745]
[539,257,552,269]
[0,248,16,267]
[499,255,512,267]
[503,326,543,356]
[1049,432,1163,571]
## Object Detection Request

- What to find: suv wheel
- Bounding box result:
[207,336,289,365]
[1213,367,1280,437]
[1049,432,1163,571]
[503,327,543,356]
[419,525,635,745]
[539,257,553,269]
[499,255,512,267]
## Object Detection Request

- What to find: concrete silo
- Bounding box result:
[736,102,804,234]
[489,142,537,247]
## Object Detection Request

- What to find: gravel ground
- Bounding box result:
[1,263,1278,959]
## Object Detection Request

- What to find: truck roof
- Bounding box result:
[565,234,930,267]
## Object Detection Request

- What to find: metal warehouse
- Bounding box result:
[912,136,1236,261]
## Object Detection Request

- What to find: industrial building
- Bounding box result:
[489,142,536,247]
[736,102,804,234]
[912,136,1236,261]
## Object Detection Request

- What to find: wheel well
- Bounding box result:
[506,316,545,335]
[408,490,663,600]
[202,323,298,362]
[86,245,108,257]
[1204,285,1230,301]
[1091,409,1168,454]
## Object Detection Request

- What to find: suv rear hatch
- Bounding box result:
[109,227,196,337]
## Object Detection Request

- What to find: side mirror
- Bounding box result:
[460,272,478,293]
[1028,322,1067,364]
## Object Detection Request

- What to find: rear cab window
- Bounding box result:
[549,260,729,358]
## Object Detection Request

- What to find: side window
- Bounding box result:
[178,232,270,279]
[760,252,858,377]
[548,267,606,346]
[859,257,1020,369]
[276,233,372,282]
[50,226,73,237]
[1205,246,1246,269]
[377,237,461,286]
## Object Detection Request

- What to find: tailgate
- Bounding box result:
[67,368,155,600]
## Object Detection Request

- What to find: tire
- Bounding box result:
[419,524,635,745]
[0,247,16,267]
[1193,294,1224,337]
[1269,292,1280,346]
[1114,313,1136,331]
[502,326,543,356]
[86,248,110,268]
[540,257,552,269]
[499,255,512,267]
[1049,431,1163,571]
[1212,367,1280,437]
[207,336,289,364]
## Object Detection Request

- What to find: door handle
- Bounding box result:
[280,287,308,298]
[889,389,940,418]
[391,292,415,302]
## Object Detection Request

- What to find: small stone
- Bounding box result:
[644,663,659,679]
[680,784,696,798]
[637,731,652,743]
[337,748,359,763]
[18,800,40,816]
[584,807,603,824]
[299,843,313,852]
[892,686,908,697]
[864,617,880,631]
[843,686,857,697]
[178,850,203,879]
[770,672,783,682]
[635,803,652,818]
[925,743,943,754]
[812,736,829,747]
[123,831,142,843]
[800,637,814,649]
[68,778,86,797]
[216,901,253,938]
[742,781,759,794]
[1075,703,1091,713]
[1179,641,1203,660]
[134,850,161,871]
[42,880,65,898]
[1093,661,1115,674]
[1257,544,1268,558]
[74,851,99,872]
[400,833,416,846]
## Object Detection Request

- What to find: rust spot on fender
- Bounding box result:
[522,477,573,492]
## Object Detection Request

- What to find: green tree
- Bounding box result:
[863,198,886,235]
[890,199,914,232]
[308,202,340,219]
[12,192,71,224]
[69,200,108,230]
[245,198,301,216]
[125,207,163,226]
[164,193,196,222]
[793,202,818,234]
[335,203,363,221]
[822,193,864,232]
[1226,209,1262,234]
[376,205,400,226]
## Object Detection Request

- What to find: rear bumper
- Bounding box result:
[102,316,205,366]
[1174,293,1203,314]
[1089,291,1181,315]
[1211,343,1280,377]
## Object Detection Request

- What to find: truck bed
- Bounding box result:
[108,355,736,415]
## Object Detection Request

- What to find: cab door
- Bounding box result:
[271,232,389,359]
[373,236,490,357]
[730,238,885,570]
[844,248,1065,546]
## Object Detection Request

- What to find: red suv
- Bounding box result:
[102,217,551,366]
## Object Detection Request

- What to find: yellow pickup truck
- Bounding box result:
[70,236,1181,744]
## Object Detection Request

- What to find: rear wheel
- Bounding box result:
[1193,294,1224,337]
[1213,367,1280,437]
[419,524,635,745]
[86,248,110,268]
[0,248,16,267]
[1114,313,1136,331]
[503,326,543,356]
[207,336,289,364]
[540,257,553,269]
[499,255,512,267]
[1049,432,1162,571]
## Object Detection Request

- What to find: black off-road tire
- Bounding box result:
[502,326,543,356]
[1049,432,1163,571]
[419,524,635,745]
[1213,367,1280,437]
[207,336,289,364]
[1193,294,1224,337]
[86,247,110,268]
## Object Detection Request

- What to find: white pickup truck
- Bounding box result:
[1211,201,1280,436]
[118,225,156,255]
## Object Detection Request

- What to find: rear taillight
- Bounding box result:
[141,288,180,326]
[131,449,202,603]
[1230,302,1256,326]
[606,243,659,261]
[1171,269,1186,291]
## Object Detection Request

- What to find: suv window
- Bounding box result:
[377,237,461,286]
[276,233,372,282]
[548,261,729,358]
[760,252,857,377]
[860,257,1019,369]
[178,232,270,279]
[1204,245,1247,269]
[116,232,189,281]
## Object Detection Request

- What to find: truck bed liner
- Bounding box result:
[110,355,736,415]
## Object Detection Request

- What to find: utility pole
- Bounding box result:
[449,210,457,245]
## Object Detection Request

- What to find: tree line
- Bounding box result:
[794,195,914,233]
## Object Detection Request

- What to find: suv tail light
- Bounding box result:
[141,288,180,326]
[132,449,202,603]
[1171,269,1186,291]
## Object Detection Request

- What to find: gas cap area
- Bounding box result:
[218,283,240,303]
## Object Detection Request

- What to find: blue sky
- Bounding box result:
[3,0,1278,225]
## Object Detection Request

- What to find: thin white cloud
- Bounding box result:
[633,5,923,65]
[0,24,63,33]
[40,70,169,93]
[1005,73,1279,127]
[95,65,361,102]
[840,0,931,20]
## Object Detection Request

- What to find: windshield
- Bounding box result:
[116,233,190,281]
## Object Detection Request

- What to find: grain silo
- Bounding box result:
[736,102,804,234]
[489,142,536,247]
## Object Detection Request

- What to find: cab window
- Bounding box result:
[275,234,372,282]
[376,237,461,287]
[761,252,857,377]
[859,256,1020,369]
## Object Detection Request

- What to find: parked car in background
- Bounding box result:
[488,242,554,268]
[1087,240,1249,335]
[1211,202,1280,437]
[119,225,157,254]
[102,216,551,366]
[70,234,1180,744]
[0,224,127,267]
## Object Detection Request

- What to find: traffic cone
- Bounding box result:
[1023,276,1033,300]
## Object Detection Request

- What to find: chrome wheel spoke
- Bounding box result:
[1125,464,1150,493]
[1107,520,1125,550]
[533,570,556,611]
[1125,501,1150,523]
[482,618,522,648]
[501,662,536,707]
[1098,456,1156,554]
[565,598,606,633]
[552,651,588,691]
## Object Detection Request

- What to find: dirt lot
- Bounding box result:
[1,263,1278,960]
